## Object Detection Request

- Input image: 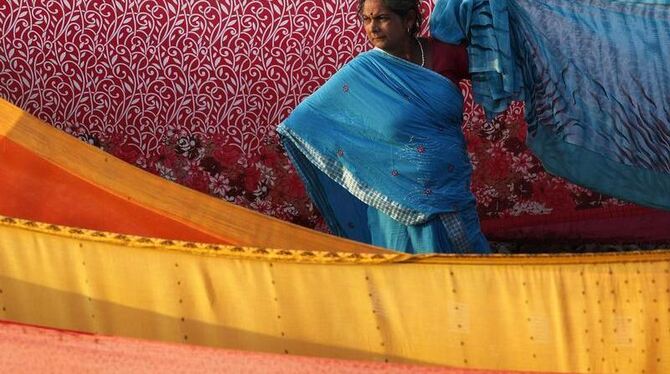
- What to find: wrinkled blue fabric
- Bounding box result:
[431,0,670,210]
[278,48,489,253]
[431,0,523,117]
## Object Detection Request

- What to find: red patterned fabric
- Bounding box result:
[1,0,668,243]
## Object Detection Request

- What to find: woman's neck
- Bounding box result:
[384,37,422,66]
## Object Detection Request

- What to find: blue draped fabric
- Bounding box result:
[431,0,670,210]
[278,48,490,253]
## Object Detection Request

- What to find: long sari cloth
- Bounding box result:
[277,49,490,254]
[431,0,670,210]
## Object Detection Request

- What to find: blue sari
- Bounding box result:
[277,48,490,254]
[432,0,670,210]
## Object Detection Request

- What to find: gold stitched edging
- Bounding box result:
[0,215,409,265]
[408,249,670,265]
[2,214,669,266]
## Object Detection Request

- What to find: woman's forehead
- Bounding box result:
[362,0,392,15]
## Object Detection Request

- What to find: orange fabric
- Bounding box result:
[0,321,550,374]
[0,98,390,254]
[0,136,222,243]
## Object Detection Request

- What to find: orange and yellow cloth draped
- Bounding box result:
[0,98,387,254]
[1,98,670,373]
[1,215,669,373]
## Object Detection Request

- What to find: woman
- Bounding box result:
[277,0,490,254]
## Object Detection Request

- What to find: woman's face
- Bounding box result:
[360,0,414,54]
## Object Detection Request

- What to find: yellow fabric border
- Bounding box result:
[0,215,409,265]
[1,214,669,266]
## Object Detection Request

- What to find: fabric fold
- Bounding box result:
[430,0,524,118]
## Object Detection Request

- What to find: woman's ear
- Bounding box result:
[405,9,417,33]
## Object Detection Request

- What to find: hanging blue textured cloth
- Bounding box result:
[277,48,490,254]
[431,0,670,210]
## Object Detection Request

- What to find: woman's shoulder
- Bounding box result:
[425,37,469,81]
[427,37,467,58]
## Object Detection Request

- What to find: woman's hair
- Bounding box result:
[357,0,423,37]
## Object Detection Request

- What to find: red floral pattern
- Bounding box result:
[460,85,627,220]
[0,0,645,240]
